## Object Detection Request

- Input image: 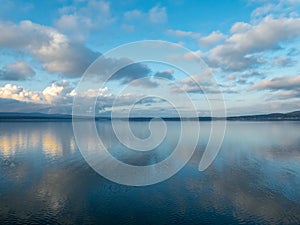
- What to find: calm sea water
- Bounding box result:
[0,121,299,224]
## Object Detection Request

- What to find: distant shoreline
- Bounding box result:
[0,111,300,122]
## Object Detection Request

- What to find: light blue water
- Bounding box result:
[0,121,299,224]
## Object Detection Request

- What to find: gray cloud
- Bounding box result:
[129,78,159,88]
[287,48,300,56]
[153,69,174,80]
[0,20,157,83]
[114,63,152,84]
[249,75,300,100]
[273,57,297,67]
[171,70,214,94]
[272,90,300,100]
[0,20,99,77]
[0,61,35,80]
[87,58,155,87]
[0,98,50,113]
[170,69,236,94]
[250,76,300,91]
[224,70,265,86]
[227,99,300,115]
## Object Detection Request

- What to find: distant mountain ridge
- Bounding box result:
[0,111,300,121]
[226,111,300,121]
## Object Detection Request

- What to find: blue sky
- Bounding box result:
[0,0,300,116]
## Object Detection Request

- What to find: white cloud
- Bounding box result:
[56,14,78,30]
[230,22,252,33]
[251,3,275,19]
[183,50,203,61]
[42,80,73,104]
[250,0,300,20]
[0,80,108,106]
[124,9,143,20]
[55,0,116,40]
[0,84,41,102]
[148,5,167,23]
[166,29,200,39]
[198,31,226,47]
[206,17,300,71]
[124,5,167,24]
[0,80,76,105]
[0,80,157,113]
[121,24,135,32]
[71,87,109,98]
[0,61,35,80]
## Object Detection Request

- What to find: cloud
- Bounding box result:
[153,69,174,80]
[0,20,157,83]
[0,20,99,77]
[250,75,300,91]
[121,24,135,32]
[42,80,74,104]
[0,81,75,105]
[0,81,161,114]
[124,5,167,24]
[249,75,300,100]
[206,17,300,71]
[87,58,153,84]
[124,9,143,20]
[171,69,219,93]
[148,5,167,23]
[0,84,42,102]
[129,78,159,88]
[230,22,252,33]
[250,0,300,20]
[0,61,35,80]
[198,31,226,48]
[103,61,158,88]
[183,50,203,61]
[272,90,300,99]
[170,68,238,95]
[114,63,152,84]
[287,47,300,56]
[0,98,50,113]
[55,0,116,40]
[166,29,200,39]
[223,70,265,86]
[273,57,296,67]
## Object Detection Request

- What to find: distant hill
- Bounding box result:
[0,111,300,121]
[0,112,72,121]
[227,111,300,121]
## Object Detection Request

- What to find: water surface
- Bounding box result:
[0,121,299,224]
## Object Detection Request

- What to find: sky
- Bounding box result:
[0,0,300,116]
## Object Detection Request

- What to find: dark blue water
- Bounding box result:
[0,121,299,224]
